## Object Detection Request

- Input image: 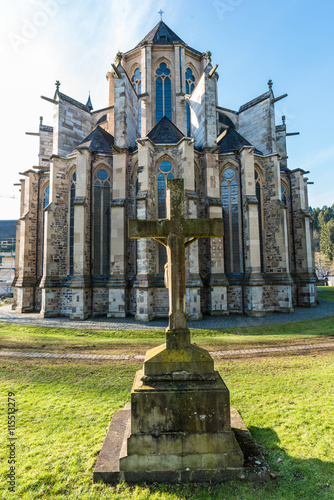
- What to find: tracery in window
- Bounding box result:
[221,167,242,274]
[132,68,142,137]
[41,185,49,274]
[69,172,76,275]
[255,169,265,273]
[93,169,111,276]
[185,68,195,136]
[156,62,172,123]
[157,160,174,274]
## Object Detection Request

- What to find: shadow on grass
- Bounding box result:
[115,426,333,500]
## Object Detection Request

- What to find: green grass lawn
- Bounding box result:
[0,319,333,499]
[318,286,334,302]
[1,313,334,355]
[0,352,333,499]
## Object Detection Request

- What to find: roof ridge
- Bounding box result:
[136,20,185,47]
[76,125,114,153]
[239,91,271,113]
[147,116,185,144]
[58,91,91,113]
[218,127,263,155]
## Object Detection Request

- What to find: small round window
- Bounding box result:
[159,161,172,173]
[223,168,235,180]
[96,170,108,181]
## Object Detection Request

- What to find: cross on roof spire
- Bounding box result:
[158,9,164,20]
[55,80,61,91]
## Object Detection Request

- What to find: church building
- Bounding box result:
[13,20,317,320]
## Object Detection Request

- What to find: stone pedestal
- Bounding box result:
[94,330,247,483]
[120,368,243,474]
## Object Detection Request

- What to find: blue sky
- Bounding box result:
[0,0,333,219]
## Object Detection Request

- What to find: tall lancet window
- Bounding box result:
[185,68,195,136]
[157,160,174,274]
[41,185,49,273]
[93,169,111,277]
[255,169,265,273]
[221,167,242,275]
[132,68,142,137]
[69,171,76,276]
[281,183,288,206]
[156,62,172,123]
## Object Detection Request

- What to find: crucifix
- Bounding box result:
[158,9,165,21]
[129,178,223,347]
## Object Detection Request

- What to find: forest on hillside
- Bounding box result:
[309,205,334,265]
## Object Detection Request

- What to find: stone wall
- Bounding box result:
[39,124,53,167]
[113,65,138,149]
[190,66,217,148]
[238,94,276,155]
[53,97,93,156]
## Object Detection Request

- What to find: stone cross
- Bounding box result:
[129,179,223,341]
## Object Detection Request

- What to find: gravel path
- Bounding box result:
[1,342,333,362]
[0,299,334,331]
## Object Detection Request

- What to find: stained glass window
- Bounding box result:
[221,168,242,274]
[281,183,288,206]
[69,172,76,275]
[41,185,49,274]
[132,68,142,137]
[156,63,172,123]
[93,169,111,276]
[255,169,264,273]
[185,68,196,136]
[157,160,174,274]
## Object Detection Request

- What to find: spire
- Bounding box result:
[54,80,61,99]
[136,21,185,46]
[86,91,93,112]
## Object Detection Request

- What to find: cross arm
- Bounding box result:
[183,218,224,238]
[128,219,170,239]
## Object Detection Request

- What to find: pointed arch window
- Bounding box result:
[132,68,142,137]
[255,169,265,273]
[93,169,111,276]
[221,167,242,274]
[41,185,49,273]
[157,160,174,274]
[156,63,172,123]
[185,68,196,137]
[281,183,288,206]
[69,172,76,275]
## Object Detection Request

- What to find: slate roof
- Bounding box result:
[218,112,236,129]
[147,116,185,144]
[218,127,263,155]
[96,114,107,125]
[40,125,53,133]
[239,91,271,113]
[137,21,184,46]
[76,126,114,153]
[134,21,203,56]
[56,91,92,113]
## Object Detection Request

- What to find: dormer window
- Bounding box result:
[159,35,167,41]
